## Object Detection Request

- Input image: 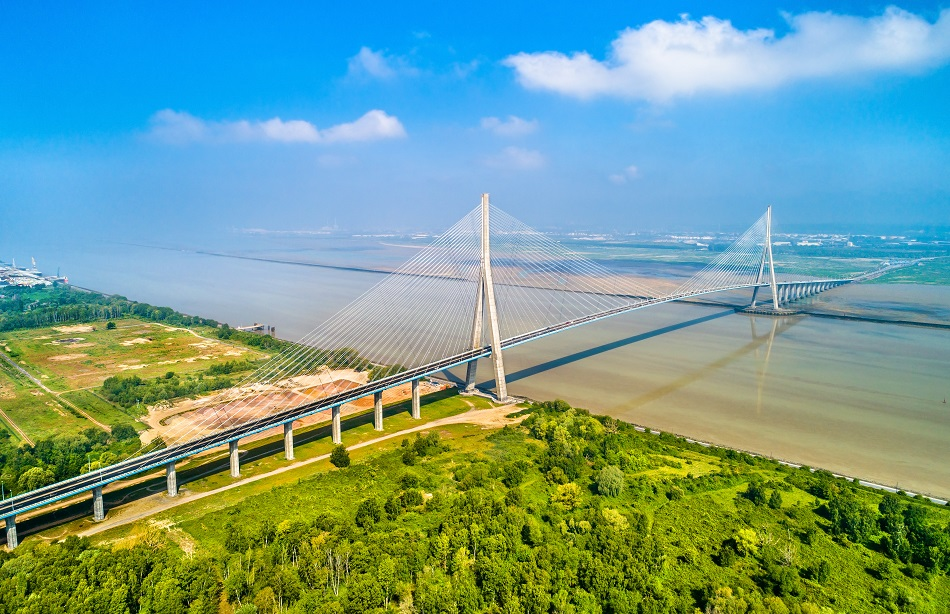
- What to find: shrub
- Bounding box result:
[330,445,350,469]
[401,489,424,508]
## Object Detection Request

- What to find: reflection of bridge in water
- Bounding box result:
[1,196,915,548]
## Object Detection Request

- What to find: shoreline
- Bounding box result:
[40,284,950,505]
[445,383,950,506]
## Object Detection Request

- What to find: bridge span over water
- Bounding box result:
[0,198,909,548]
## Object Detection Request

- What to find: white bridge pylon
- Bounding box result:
[464,194,509,401]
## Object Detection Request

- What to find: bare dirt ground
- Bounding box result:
[139,370,447,447]
[52,325,96,334]
[74,403,525,542]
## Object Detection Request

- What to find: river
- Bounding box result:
[17,236,950,498]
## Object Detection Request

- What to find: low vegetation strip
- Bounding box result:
[3,399,948,613]
[100,361,253,408]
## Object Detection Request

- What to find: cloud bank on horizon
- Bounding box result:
[148,109,407,144]
[504,7,950,101]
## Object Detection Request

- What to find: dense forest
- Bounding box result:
[0,286,219,332]
[0,424,140,497]
[1,400,947,613]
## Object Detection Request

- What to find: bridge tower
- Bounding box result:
[750,205,780,310]
[464,194,510,402]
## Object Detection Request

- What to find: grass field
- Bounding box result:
[59,389,147,431]
[0,358,89,441]
[0,318,267,393]
[0,318,270,440]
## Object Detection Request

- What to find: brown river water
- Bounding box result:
[456,295,950,498]
[29,241,950,498]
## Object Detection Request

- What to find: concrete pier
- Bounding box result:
[411,379,421,419]
[332,405,342,444]
[283,422,294,461]
[166,461,177,497]
[229,440,240,478]
[4,516,16,549]
[374,392,383,431]
[92,486,104,522]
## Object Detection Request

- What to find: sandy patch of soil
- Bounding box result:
[137,368,443,447]
[121,338,152,346]
[117,364,147,371]
[53,325,95,333]
[0,384,14,400]
[49,353,89,362]
[188,341,220,350]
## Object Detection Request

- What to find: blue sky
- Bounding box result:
[2,1,949,242]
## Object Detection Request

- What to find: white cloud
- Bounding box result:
[484,146,546,170]
[609,165,640,184]
[347,46,417,79]
[320,110,407,142]
[480,115,539,137]
[504,7,950,101]
[148,109,406,144]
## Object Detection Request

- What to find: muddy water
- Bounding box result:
[23,240,950,498]
[457,297,950,497]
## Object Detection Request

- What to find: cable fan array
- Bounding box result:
[136,202,802,453]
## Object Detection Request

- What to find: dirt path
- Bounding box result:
[0,406,33,445]
[75,403,525,539]
[0,349,110,432]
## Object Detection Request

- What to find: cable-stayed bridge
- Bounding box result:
[0,196,910,548]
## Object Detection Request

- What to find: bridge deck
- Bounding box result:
[0,278,853,520]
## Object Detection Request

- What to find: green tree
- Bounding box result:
[378,555,397,607]
[17,466,55,492]
[768,489,783,510]
[355,498,382,528]
[110,423,138,441]
[827,490,876,543]
[734,528,759,556]
[551,483,583,510]
[596,465,625,497]
[742,480,767,506]
[330,444,350,468]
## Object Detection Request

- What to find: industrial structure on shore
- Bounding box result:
[0,258,67,288]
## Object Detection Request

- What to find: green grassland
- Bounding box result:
[7,398,948,613]
[59,389,148,431]
[0,356,89,441]
[0,318,267,393]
